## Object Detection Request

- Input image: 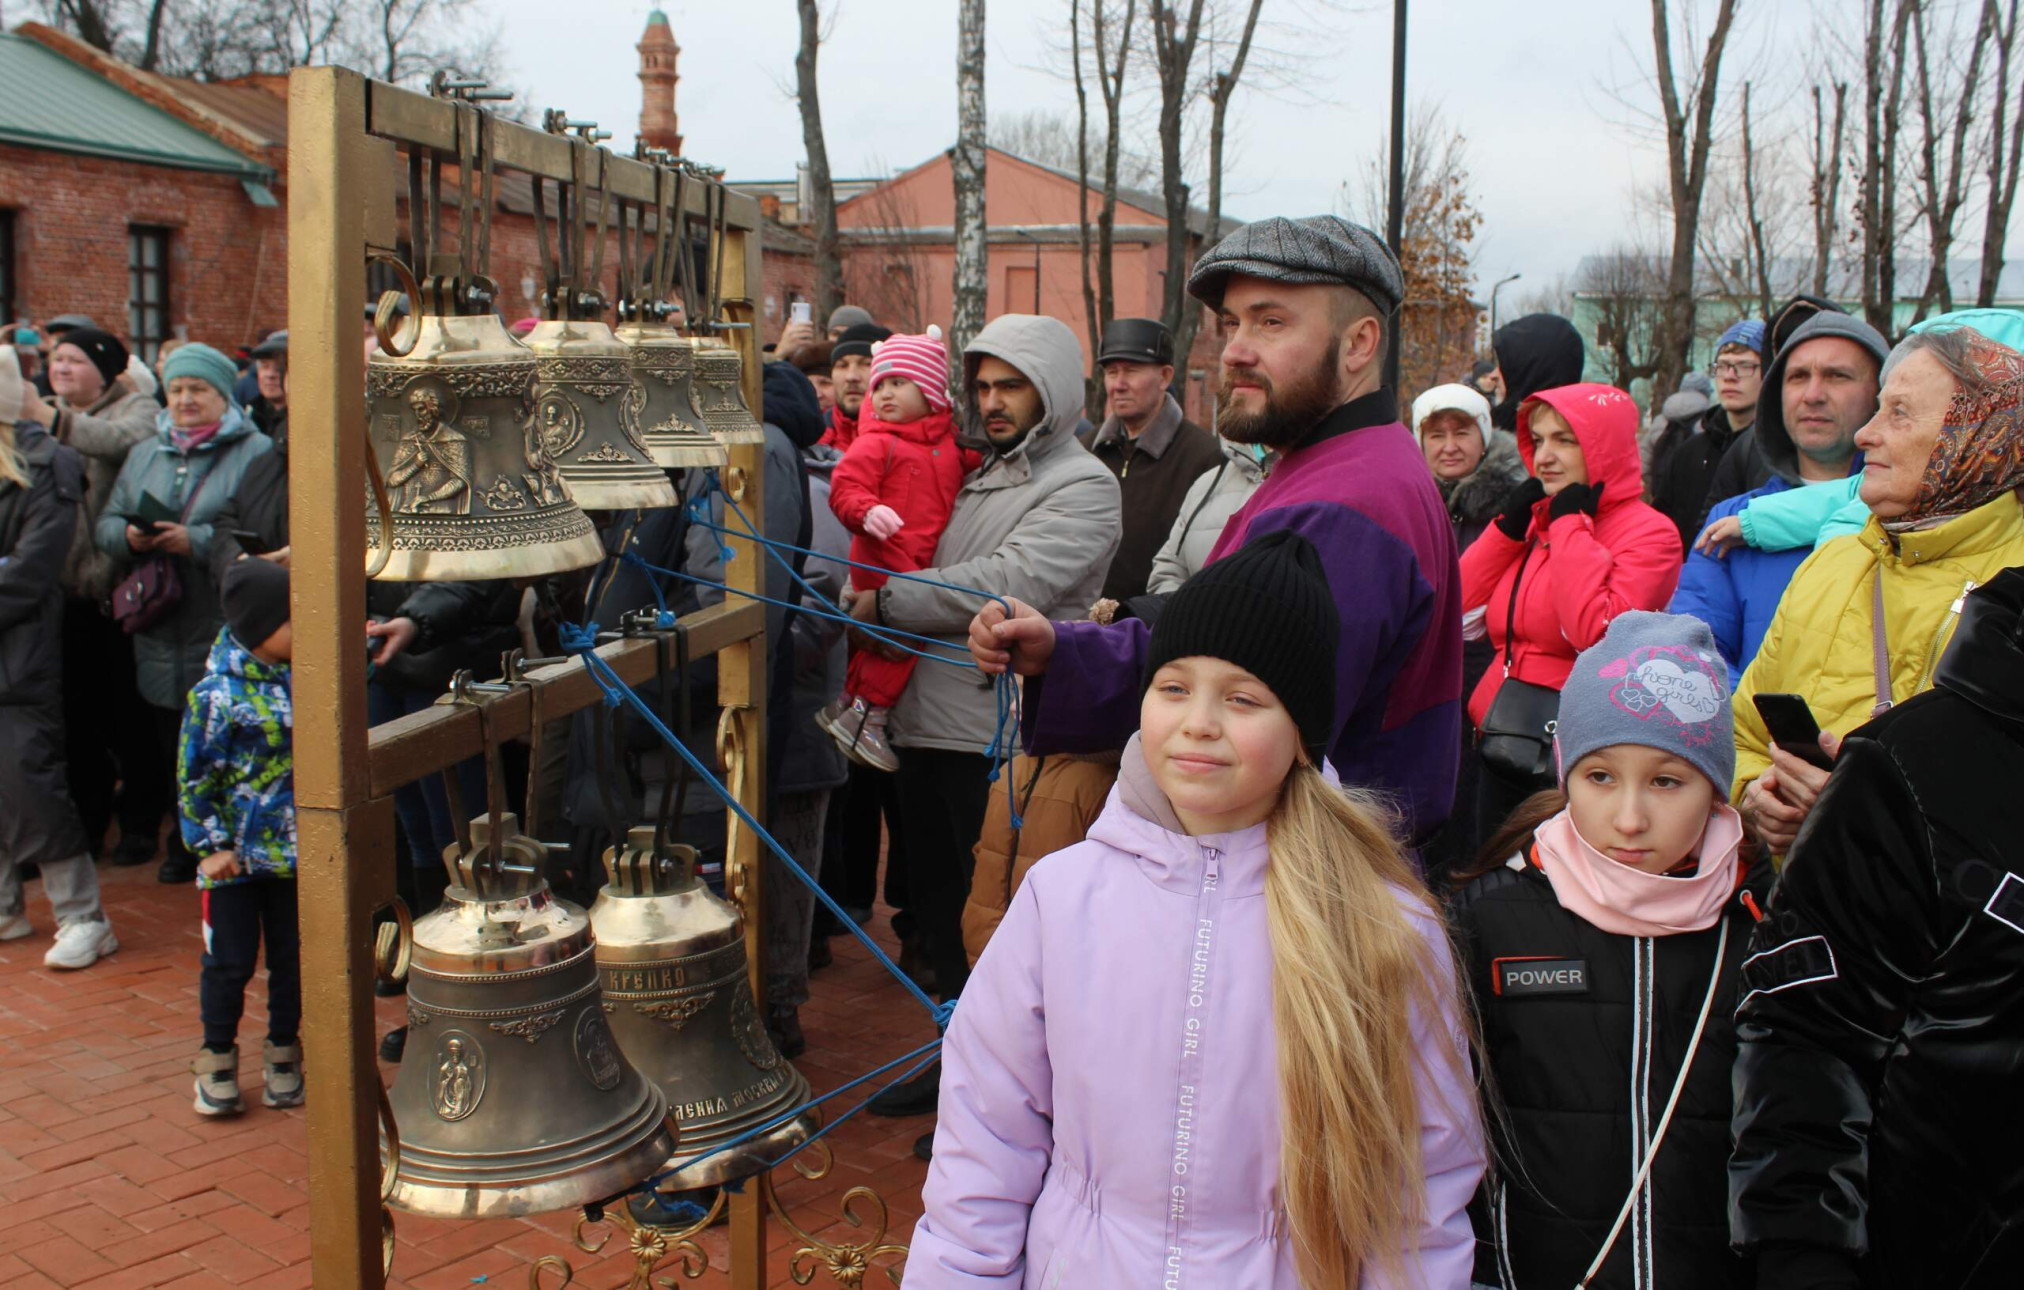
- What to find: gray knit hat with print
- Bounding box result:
[1552,611,1735,793]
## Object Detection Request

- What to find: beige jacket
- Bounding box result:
[52,376,158,599]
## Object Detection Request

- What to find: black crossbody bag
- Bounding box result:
[1477,541,1561,781]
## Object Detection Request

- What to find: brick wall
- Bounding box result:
[0,143,288,353]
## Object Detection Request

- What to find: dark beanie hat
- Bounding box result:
[1142,529,1339,757]
[831,322,892,362]
[57,327,129,387]
[222,558,290,651]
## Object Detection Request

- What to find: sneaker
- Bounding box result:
[192,1047,244,1117]
[852,706,901,773]
[379,1026,407,1063]
[866,1062,940,1118]
[262,1040,305,1108]
[812,692,852,741]
[816,696,876,769]
[0,912,30,942]
[43,919,116,970]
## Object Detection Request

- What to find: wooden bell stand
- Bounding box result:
[287,65,782,1289]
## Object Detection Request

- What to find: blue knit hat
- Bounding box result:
[1553,611,1734,793]
[159,342,239,403]
[1715,319,1767,356]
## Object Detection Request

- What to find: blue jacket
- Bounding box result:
[1670,479,1812,686]
[178,629,295,888]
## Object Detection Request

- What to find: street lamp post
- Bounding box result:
[1490,271,1522,339]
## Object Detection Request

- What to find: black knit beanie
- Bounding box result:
[831,322,892,362]
[222,558,290,651]
[1142,529,1339,756]
[57,327,129,388]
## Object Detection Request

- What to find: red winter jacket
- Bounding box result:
[819,403,859,452]
[1459,383,1683,725]
[827,408,977,588]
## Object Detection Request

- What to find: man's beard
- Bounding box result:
[1216,337,1342,448]
[837,388,864,418]
[983,401,1046,451]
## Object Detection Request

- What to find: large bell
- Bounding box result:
[367,306,604,580]
[590,827,817,1190]
[612,319,728,469]
[524,318,682,510]
[690,337,767,445]
[387,814,676,1218]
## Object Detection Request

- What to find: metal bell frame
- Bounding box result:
[612,149,727,472]
[290,65,911,1290]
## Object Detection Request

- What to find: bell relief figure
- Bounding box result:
[435,1035,481,1120]
[386,386,473,515]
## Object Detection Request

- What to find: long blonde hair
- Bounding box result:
[1265,763,1479,1287]
[0,421,27,491]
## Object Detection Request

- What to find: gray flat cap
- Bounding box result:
[1186,215,1404,315]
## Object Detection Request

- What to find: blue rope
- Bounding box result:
[558,619,953,1028]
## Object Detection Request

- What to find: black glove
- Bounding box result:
[1494,478,1547,540]
[1548,480,1602,522]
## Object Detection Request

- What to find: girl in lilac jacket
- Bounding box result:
[910,531,1486,1289]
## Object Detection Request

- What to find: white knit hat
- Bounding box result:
[1410,383,1492,447]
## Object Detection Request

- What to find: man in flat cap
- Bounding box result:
[1078,318,1223,601]
[967,214,1464,844]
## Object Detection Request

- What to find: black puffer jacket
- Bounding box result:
[1452,849,1764,1289]
[1730,566,2024,1290]
[1647,402,1749,554]
[0,423,83,702]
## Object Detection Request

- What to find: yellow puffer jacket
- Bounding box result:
[1733,492,2024,799]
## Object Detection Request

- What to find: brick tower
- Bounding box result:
[637,10,683,155]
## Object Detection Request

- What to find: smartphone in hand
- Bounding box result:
[1752,692,1837,771]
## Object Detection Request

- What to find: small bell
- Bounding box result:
[386,814,676,1218]
[613,318,728,469]
[690,337,767,446]
[524,317,682,511]
[590,828,817,1189]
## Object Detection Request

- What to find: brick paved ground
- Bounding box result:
[0,859,937,1289]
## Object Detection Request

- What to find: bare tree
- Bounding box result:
[1072,1,1102,409]
[1697,81,1800,320]
[1577,247,1670,394]
[989,107,1159,188]
[1091,0,1137,346]
[1646,0,1743,398]
[839,170,935,333]
[795,0,843,320]
[1183,0,1263,366]
[1147,0,1207,344]
[953,0,989,355]
[1857,0,1916,333]
[1810,79,1849,295]
[1978,0,2024,306]
[1906,0,1998,320]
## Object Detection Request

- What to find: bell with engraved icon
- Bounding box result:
[385,814,677,1217]
[523,311,682,511]
[366,283,604,581]
[690,337,766,446]
[613,308,728,470]
[589,827,817,1190]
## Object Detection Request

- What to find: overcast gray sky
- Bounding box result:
[486,0,2019,305]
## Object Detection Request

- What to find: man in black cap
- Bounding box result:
[247,331,287,438]
[969,214,1465,847]
[822,321,891,451]
[1079,318,1222,600]
[35,315,98,398]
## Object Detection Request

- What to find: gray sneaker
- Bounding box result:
[262,1040,305,1108]
[192,1047,244,1117]
[813,693,853,744]
[850,704,901,774]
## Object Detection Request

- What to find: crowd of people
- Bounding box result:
[3,206,2021,1287]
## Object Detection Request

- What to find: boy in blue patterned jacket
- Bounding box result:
[178,558,301,1117]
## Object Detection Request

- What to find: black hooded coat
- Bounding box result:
[1491,314,1587,431]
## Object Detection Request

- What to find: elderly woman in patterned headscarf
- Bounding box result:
[1731,310,2024,855]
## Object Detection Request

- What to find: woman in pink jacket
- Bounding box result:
[910,530,1485,1289]
[1459,383,1682,848]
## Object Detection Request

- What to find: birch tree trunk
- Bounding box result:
[795,0,842,320]
[953,0,990,357]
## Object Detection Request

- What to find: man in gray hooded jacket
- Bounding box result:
[852,315,1120,998]
[850,315,1119,1131]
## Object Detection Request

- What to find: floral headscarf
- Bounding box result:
[1894,330,2024,529]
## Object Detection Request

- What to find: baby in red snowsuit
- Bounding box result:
[818,326,977,771]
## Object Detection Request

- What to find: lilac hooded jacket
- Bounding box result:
[908,737,1485,1289]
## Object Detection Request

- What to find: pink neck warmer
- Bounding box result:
[173,420,223,451]
[1532,805,1745,937]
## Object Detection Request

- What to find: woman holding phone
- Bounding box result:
[94,343,270,885]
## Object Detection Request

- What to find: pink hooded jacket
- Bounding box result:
[908,736,1486,1289]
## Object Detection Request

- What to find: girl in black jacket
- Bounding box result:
[1450,611,1761,1289]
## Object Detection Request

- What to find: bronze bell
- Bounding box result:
[524,317,682,511]
[367,302,604,581]
[387,813,676,1218]
[690,337,767,446]
[590,827,817,1189]
[612,318,728,469]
